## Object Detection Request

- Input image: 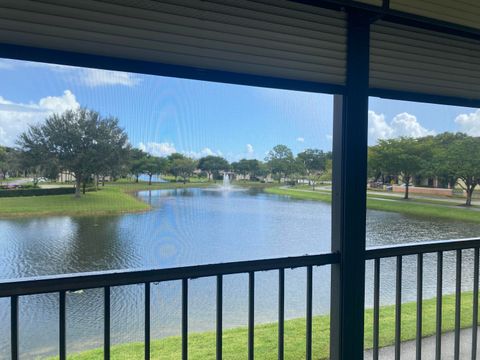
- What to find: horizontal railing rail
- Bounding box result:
[1,252,339,360]
[366,237,480,360]
[0,253,339,298]
[5,237,480,359]
[366,237,480,259]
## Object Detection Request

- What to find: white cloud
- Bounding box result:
[296,137,305,143]
[138,142,228,160]
[455,109,480,136]
[390,112,434,138]
[184,147,223,159]
[80,68,141,87]
[139,143,225,159]
[138,142,177,157]
[368,111,393,142]
[0,90,80,147]
[246,144,254,154]
[368,111,434,144]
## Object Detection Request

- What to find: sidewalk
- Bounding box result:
[364,328,480,359]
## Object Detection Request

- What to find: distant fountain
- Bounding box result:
[204,172,244,192]
[222,173,231,190]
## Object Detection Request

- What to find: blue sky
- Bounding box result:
[0,58,479,160]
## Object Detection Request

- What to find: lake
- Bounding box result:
[1,187,479,357]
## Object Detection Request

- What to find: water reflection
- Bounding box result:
[0,188,479,357]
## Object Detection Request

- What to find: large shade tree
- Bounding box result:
[369,137,427,199]
[168,154,196,183]
[142,155,170,185]
[93,118,130,187]
[198,155,229,181]
[0,147,24,180]
[440,136,480,206]
[265,144,295,182]
[129,148,148,183]
[231,159,262,180]
[19,108,129,197]
[297,149,331,189]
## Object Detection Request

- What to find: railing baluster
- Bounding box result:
[11,295,18,360]
[416,253,423,360]
[145,282,150,360]
[248,272,255,360]
[306,266,313,360]
[216,275,223,360]
[473,248,479,360]
[395,255,402,360]
[455,249,462,360]
[278,268,285,360]
[435,251,443,360]
[59,291,66,360]
[182,278,188,360]
[104,286,110,360]
[373,258,380,360]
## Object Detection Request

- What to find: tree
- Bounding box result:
[129,148,148,183]
[232,159,262,180]
[169,155,196,183]
[143,155,158,185]
[371,138,427,199]
[428,132,467,189]
[19,108,129,197]
[297,149,329,189]
[0,147,7,180]
[231,159,249,179]
[198,155,229,181]
[18,146,58,186]
[94,118,131,187]
[287,157,307,185]
[440,136,480,206]
[142,155,170,185]
[156,157,170,181]
[245,159,262,180]
[265,145,295,183]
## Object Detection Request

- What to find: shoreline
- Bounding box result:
[2,182,479,222]
[265,186,480,224]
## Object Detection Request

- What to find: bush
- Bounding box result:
[0,187,75,197]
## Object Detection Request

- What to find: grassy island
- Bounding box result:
[0,181,210,218]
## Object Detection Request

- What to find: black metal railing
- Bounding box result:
[366,237,480,360]
[3,237,480,359]
[0,253,339,360]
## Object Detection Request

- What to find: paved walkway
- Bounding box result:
[364,328,480,359]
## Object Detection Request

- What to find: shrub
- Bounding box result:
[0,187,75,197]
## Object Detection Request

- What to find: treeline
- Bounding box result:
[120,145,333,187]
[369,133,480,205]
[0,108,332,197]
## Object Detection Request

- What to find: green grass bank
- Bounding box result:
[0,182,210,218]
[53,292,477,359]
[265,187,480,224]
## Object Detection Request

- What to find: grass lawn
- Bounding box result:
[53,292,477,360]
[266,187,480,224]
[0,181,210,218]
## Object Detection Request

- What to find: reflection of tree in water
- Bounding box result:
[63,215,138,273]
